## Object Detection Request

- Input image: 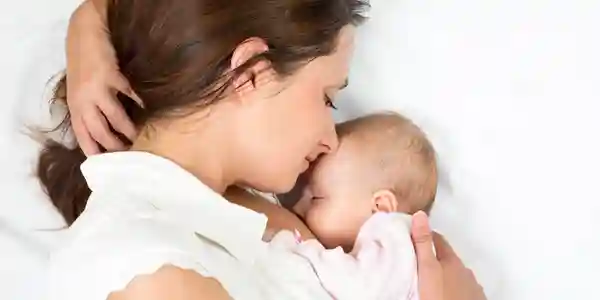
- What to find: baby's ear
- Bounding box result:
[371,189,400,213]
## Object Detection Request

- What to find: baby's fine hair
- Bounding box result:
[336,112,438,213]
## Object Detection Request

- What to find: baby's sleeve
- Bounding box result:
[292,213,419,300]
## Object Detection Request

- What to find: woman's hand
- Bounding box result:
[411,211,487,300]
[66,1,141,156]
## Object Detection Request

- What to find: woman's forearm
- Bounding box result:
[90,0,107,20]
[71,0,106,30]
[67,0,110,72]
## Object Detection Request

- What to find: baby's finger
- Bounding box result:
[85,107,125,151]
[72,115,100,156]
[412,211,444,300]
[97,95,137,141]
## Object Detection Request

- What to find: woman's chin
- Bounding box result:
[272,180,297,194]
[248,178,295,195]
[247,168,303,195]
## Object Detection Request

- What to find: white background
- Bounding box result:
[1,1,599,299]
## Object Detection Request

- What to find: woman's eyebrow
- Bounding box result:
[326,79,348,91]
[339,78,349,90]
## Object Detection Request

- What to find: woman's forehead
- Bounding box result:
[303,26,356,83]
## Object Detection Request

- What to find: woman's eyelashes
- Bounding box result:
[324,94,338,110]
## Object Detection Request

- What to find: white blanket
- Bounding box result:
[1,1,599,300]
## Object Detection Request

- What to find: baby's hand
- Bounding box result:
[264,228,303,244]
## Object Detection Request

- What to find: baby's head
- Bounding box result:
[292,112,437,251]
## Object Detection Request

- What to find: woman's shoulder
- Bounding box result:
[59,194,201,257]
[45,191,273,300]
[46,205,211,300]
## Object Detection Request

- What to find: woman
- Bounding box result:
[41,0,485,299]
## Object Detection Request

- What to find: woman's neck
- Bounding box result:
[130,122,233,195]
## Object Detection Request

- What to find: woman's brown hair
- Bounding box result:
[37,0,368,225]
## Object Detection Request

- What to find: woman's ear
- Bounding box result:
[371,189,399,213]
[230,37,271,94]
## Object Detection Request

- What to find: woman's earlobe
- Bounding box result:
[371,189,399,213]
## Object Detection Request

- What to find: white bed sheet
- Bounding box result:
[1,2,79,299]
[1,1,599,300]
[338,1,600,299]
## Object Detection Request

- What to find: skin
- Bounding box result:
[292,117,436,251]
[293,137,376,251]
[66,1,487,300]
[129,27,351,194]
[226,187,316,240]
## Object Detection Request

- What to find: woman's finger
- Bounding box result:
[97,94,137,141]
[72,114,100,156]
[412,211,444,300]
[84,106,125,151]
[110,72,144,108]
[432,233,460,263]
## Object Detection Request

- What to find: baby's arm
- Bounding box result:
[292,213,419,299]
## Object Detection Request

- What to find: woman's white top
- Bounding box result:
[44,151,331,300]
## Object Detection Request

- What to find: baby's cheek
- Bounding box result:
[305,208,332,238]
[304,208,325,234]
[306,209,351,249]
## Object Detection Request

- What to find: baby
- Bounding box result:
[262,112,438,299]
[292,112,437,250]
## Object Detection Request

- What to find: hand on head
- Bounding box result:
[66,1,143,156]
[411,211,487,300]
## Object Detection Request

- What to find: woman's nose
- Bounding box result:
[320,127,339,154]
[307,128,338,162]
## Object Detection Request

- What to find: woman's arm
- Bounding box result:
[90,0,107,11]
[108,265,230,300]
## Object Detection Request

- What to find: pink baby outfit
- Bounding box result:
[269,213,419,300]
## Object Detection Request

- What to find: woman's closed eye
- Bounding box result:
[324,78,348,110]
[324,94,338,110]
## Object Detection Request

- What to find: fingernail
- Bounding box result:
[412,210,429,230]
[414,210,427,221]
